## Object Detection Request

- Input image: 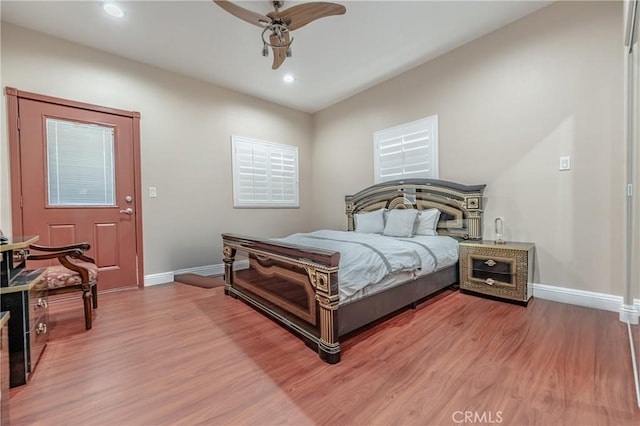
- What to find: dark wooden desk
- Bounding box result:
[0,312,10,426]
[0,236,49,388]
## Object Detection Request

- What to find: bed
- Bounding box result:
[222,179,486,364]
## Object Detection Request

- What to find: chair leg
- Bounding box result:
[92,283,98,309]
[83,290,93,330]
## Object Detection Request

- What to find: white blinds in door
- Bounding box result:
[46,118,116,206]
[374,115,438,183]
[232,136,299,208]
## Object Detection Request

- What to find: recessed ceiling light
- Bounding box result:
[283,74,295,83]
[103,3,124,18]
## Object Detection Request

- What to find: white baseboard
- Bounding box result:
[143,260,248,287]
[532,283,640,324]
[144,271,175,287]
[620,303,640,325]
[143,270,640,323]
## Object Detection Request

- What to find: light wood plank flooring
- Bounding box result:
[8,281,640,425]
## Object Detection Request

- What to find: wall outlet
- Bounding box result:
[149,187,157,198]
[559,156,571,171]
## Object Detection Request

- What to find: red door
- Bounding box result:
[17,98,139,290]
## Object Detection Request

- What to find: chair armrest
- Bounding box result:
[27,248,86,261]
[30,242,90,252]
[29,243,95,264]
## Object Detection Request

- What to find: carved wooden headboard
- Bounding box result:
[345,179,486,240]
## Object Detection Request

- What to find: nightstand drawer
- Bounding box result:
[29,290,48,328]
[470,255,515,286]
[29,280,49,328]
[459,241,535,304]
[27,277,48,378]
[471,257,513,274]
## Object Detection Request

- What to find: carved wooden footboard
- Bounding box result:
[222,234,343,363]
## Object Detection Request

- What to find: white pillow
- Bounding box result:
[354,208,386,233]
[415,209,441,236]
[383,209,419,238]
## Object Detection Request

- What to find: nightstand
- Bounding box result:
[459,240,535,304]
[1,236,49,388]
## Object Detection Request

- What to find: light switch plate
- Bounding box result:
[149,187,157,198]
[559,156,571,171]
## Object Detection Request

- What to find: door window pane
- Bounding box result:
[46,118,115,206]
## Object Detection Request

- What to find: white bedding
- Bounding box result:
[275,230,458,301]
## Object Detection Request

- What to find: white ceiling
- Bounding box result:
[0,0,552,113]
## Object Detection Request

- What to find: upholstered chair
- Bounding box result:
[27,243,99,330]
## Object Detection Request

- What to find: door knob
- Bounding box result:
[119,208,134,215]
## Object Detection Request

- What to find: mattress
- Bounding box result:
[275,230,459,303]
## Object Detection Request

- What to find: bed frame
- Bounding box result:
[222,179,486,364]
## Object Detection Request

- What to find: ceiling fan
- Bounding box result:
[213,1,346,70]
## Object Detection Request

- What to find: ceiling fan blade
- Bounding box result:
[270,32,290,70]
[213,0,270,27]
[269,2,346,31]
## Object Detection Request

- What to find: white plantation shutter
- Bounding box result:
[374,115,438,183]
[232,136,299,208]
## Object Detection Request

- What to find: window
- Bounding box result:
[373,115,438,183]
[46,118,116,206]
[232,136,299,208]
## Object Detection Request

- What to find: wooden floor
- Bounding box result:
[8,280,640,425]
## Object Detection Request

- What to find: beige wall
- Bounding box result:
[0,23,314,276]
[312,1,625,295]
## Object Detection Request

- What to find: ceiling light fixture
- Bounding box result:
[261,23,293,59]
[283,74,295,83]
[103,3,124,18]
